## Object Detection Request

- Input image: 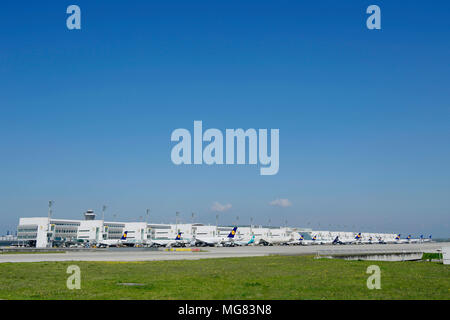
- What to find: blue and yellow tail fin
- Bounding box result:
[121,231,128,240]
[228,227,238,238]
[175,232,182,240]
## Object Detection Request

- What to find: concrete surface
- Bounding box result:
[1,242,448,263]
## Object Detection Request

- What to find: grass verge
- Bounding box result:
[0,255,448,299]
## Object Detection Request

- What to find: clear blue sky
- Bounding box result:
[0,1,449,237]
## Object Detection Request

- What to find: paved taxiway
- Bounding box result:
[1,242,448,263]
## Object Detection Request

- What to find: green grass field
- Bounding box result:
[0,255,448,299]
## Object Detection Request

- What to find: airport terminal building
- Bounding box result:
[16,210,313,248]
[16,210,398,248]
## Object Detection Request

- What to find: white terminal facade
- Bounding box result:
[17,210,397,248]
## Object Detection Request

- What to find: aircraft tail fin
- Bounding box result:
[228,227,238,238]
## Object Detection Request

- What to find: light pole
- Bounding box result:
[47,200,54,248]
[176,211,180,233]
[48,200,53,220]
[102,205,107,221]
[215,214,219,237]
[145,209,150,244]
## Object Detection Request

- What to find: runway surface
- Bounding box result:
[1,242,448,263]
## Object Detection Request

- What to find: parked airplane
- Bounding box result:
[193,227,238,247]
[405,235,423,243]
[98,231,129,247]
[288,234,321,246]
[385,234,399,244]
[332,236,344,245]
[313,234,333,245]
[228,235,256,246]
[332,233,358,245]
[385,233,430,244]
[288,233,305,245]
[356,233,376,245]
[300,234,318,245]
[340,233,362,245]
[399,234,418,243]
[377,236,387,244]
[386,234,410,244]
[259,233,292,246]
[150,232,187,247]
